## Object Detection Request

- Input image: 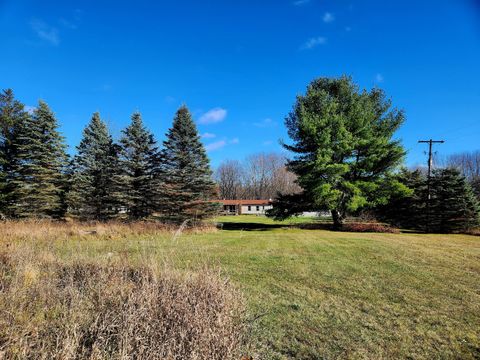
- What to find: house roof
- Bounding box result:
[214,199,272,205]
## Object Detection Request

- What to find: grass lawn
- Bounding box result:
[2,216,480,359]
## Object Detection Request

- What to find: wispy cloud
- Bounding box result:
[205,137,239,151]
[59,18,77,29]
[262,140,273,146]
[30,19,59,45]
[300,36,327,50]
[293,0,310,5]
[201,132,216,139]
[198,107,227,124]
[323,12,335,23]
[254,118,277,128]
[375,73,384,83]
[205,140,227,151]
[164,96,176,103]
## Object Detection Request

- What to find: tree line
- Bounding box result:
[0,89,218,222]
[215,153,301,200]
[2,76,479,233]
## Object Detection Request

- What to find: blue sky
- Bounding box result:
[1,0,479,168]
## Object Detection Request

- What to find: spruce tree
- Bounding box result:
[430,168,479,233]
[68,112,120,220]
[159,105,219,222]
[376,168,479,233]
[9,101,68,218]
[0,89,30,217]
[118,112,159,219]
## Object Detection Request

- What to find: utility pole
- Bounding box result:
[418,139,444,232]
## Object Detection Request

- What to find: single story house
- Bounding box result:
[216,199,273,215]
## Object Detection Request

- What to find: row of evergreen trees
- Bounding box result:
[0,89,218,222]
[375,168,480,233]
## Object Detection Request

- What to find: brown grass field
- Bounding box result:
[0,217,479,359]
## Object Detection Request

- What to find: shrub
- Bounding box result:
[0,248,247,359]
[342,222,400,233]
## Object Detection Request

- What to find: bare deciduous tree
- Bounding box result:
[215,160,244,199]
[445,150,480,198]
[215,152,301,200]
[446,150,480,180]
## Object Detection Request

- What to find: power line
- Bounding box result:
[418,139,445,232]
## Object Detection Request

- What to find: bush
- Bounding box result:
[0,248,247,359]
[342,222,400,233]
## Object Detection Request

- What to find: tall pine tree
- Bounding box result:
[118,112,159,219]
[268,77,407,228]
[68,112,120,220]
[9,101,68,218]
[0,89,31,218]
[159,105,218,222]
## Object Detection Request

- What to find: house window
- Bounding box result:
[248,206,251,211]
[256,206,260,211]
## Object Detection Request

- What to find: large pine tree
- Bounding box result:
[118,112,159,219]
[68,112,120,220]
[159,105,218,222]
[269,76,407,228]
[0,89,32,218]
[9,101,68,218]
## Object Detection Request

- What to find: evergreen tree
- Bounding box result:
[68,112,120,220]
[9,101,68,218]
[118,112,159,219]
[471,177,480,200]
[375,168,479,233]
[429,168,479,233]
[269,76,407,228]
[159,105,219,222]
[374,169,426,229]
[0,89,30,217]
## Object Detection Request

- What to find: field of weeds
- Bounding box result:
[0,221,248,360]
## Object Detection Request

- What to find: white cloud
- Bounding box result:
[293,0,310,5]
[262,140,273,146]
[323,12,335,23]
[254,118,277,128]
[300,36,327,50]
[198,107,227,124]
[30,19,59,45]
[205,137,239,151]
[164,96,176,103]
[201,132,216,139]
[375,73,384,83]
[205,140,226,151]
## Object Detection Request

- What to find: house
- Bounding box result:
[216,199,273,215]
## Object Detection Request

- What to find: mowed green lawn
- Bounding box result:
[8,216,480,359]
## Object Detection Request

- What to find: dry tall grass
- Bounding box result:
[0,219,216,242]
[0,223,248,360]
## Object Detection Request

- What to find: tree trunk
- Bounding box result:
[331,209,344,230]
